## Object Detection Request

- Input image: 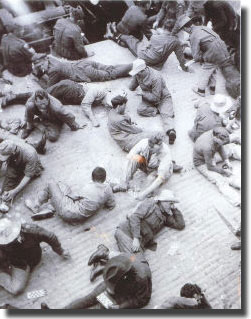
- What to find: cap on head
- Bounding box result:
[210,94,232,114]
[0,140,16,162]
[0,218,21,246]
[155,189,179,203]
[103,254,133,294]
[129,59,146,76]
[71,5,84,20]
[177,14,192,31]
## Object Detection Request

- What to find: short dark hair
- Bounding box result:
[92,167,106,183]
[180,283,202,298]
[111,95,128,108]
[35,89,49,101]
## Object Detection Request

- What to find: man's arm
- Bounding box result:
[136,176,163,200]
[165,207,185,230]
[51,98,80,130]
[72,30,88,58]
[190,31,203,62]
[155,296,199,309]
[129,76,139,91]
[142,77,162,104]
[23,224,64,256]
[104,186,116,210]
[173,40,187,70]
[128,199,153,240]
[204,150,228,175]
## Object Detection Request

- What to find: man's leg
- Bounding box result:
[194,63,218,95]
[196,164,241,206]
[137,99,158,117]
[81,102,99,127]
[43,122,62,142]
[64,282,106,309]
[47,181,87,224]
[0,266,30,296]
[2,166,23,193]
[158,96,175,135]
[120,35,140,56]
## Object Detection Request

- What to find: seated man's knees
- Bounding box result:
[46,131,60,142]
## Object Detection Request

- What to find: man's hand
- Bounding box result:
[21,128,32,139]
[61,249,71,260]
[72,123,87,131]
[88,51,95,57]
[2,190,17,201]
[134,193,145,201]
[132,237,141,252]
[222,169,232,177]
[153,21,159,29]
[108,304,120,309]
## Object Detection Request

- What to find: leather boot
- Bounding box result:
[41,303,50,309]
[88,244,109,266]
[231,241,241,250]
[172,161,183,173]
[167,130,176,145]
[90,262,105,282]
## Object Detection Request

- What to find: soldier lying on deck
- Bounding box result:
[125,133,182,201]
[21,89,84,146]
[193,127,241,207]
[25,167,117,224]
[155,283,212,309]
[0,139,43,214]
[86,188,185,281]
[0,218,69,296]
[31,54,133,88]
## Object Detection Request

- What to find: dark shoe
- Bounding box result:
[21,128,32,139]
[167,130,176,145]
[172,161,183,173]
[0,201,9,213]
[104,22,113,39]
[90,263,105,282]
[192,86,205,97]
[31,208,55,221]
[41,303,50,309]
[209,86,216,95]
[88,244,109,266]
[231,241,241,250]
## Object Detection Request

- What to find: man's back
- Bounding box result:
[78,181,115,216]
[193,130,215,166]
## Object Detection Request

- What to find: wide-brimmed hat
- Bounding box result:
[0,140,16,162]
[210,94,232,114]
[177,14,192,31]
[103,254,133,294]
[155,189,179,203]
[129,59,146,76]
[0,218,21,245]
